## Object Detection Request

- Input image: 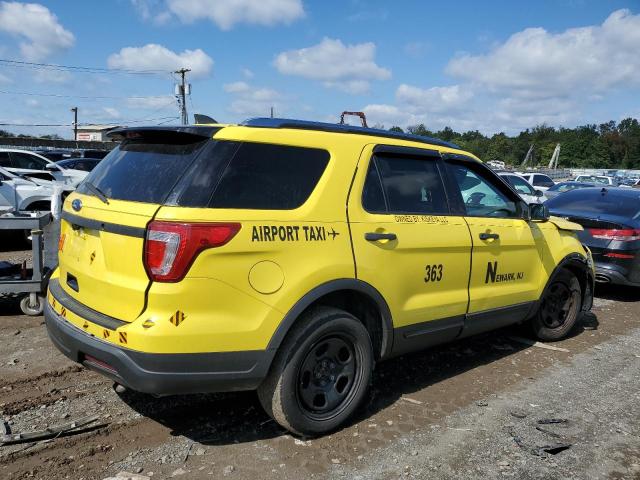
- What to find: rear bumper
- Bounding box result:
[45,302,273,395]
[594,261,640,287]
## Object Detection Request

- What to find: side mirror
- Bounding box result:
[535,189,544,197]
[45,163,56,170]
[530,203,549,222]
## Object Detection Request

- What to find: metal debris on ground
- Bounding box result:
[0,414,101,446]
[537,418,569,425]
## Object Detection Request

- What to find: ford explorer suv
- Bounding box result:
[45,119,594,436]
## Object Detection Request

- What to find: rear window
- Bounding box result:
[78,134,208,204]
[82,134,330,209]
[547,189,640,219]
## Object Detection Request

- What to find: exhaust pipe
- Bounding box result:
[594,273,611,284]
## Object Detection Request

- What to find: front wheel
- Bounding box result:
[530,269,582,341]
[258,307,373,436]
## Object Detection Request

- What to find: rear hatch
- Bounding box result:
[57,128,216,321]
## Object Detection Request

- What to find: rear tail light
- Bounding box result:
[604,252,635,259]
[144,221,241,282]
[589,229,640,241]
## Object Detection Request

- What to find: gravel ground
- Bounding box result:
[1,233,639,480]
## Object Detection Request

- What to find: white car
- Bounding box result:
[486,160,506,169]
[574,174,616,186]
[518,173,555,191]
[0,166,63,212]
[498,172,546,204]
[0,149,87,187]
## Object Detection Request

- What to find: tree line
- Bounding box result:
[389,118,640,169]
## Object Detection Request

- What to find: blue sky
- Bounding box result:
[0,0,638,138]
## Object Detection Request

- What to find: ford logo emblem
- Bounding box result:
[72,199,82,212]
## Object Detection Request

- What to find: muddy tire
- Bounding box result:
[530,269,582,341]
[258,306,373,437]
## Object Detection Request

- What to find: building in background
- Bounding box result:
[75,125,120,142]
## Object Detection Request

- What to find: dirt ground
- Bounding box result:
[1,232,639,480]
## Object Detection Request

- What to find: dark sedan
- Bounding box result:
[545,181,596,200]
[547,187,640,287]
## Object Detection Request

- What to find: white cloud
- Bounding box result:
[241,68,254,79]
[0,1,74,61]
[224,81,283,117]
[165,0,304,30]
[130,0,170,25]
[223,81,250,94]
[446,8,640,99]
[107,44,213,78]
[0,72,11,84]
[396,84,473,113]
[274,37,391,93]
[127,95,176,109]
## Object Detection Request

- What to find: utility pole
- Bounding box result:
[174,68,191,125]
[70,107,78,140]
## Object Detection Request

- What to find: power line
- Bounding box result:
[0,58,168,75]
[0,116,180,127]
[0,90,174,100]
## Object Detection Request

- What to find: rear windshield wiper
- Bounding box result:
[83,181,110,205]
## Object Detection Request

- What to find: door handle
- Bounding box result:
[365,232,397,241]
[479,232,499,241]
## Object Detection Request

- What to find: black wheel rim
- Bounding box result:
[296,334,360,420]
[541,281,578,329]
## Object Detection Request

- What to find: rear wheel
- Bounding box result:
[258,307,373,436]
[530,269,581,341]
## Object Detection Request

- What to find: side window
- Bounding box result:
[10,152,48,170]
[371,154,449,215]
[362,159,387,213]
[446,162,518,218]
[534,175,554,187]
[209,142,329,210]
[0,152,10,167]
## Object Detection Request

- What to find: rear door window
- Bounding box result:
[362,153,449,215]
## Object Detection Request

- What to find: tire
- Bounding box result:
[530,269,582,341]
[20,294,44,316]
[258,306,374,437]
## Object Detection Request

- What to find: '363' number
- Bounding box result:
[425,264,443,283]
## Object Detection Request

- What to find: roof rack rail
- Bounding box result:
[241,117,460,150]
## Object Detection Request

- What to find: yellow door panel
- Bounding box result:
[347,145,472,330]
[465,217,543,313]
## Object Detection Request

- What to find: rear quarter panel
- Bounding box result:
[149,127,364,352]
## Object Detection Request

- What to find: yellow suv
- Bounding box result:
[45,119,594,436]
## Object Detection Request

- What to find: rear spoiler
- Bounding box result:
[107,126,220,142]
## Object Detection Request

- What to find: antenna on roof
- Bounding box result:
[339,111,368,128]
